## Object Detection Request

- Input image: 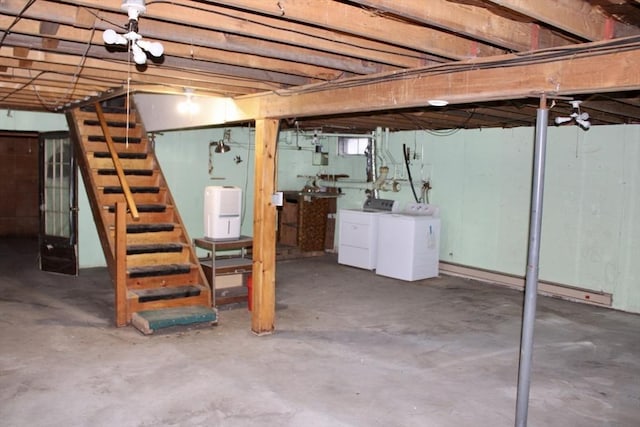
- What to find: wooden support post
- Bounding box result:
[115,201,128,327]
[251,119,279,335]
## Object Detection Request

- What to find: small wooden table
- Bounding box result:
[194,235,253,306]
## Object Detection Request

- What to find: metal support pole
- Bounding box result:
[515,95,549,426]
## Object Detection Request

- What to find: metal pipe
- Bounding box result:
[515,96,548,427]
[371,127,381,198]
[383,127,398,165]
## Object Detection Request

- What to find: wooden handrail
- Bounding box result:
[94,102,140,221]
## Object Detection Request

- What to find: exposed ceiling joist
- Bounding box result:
[1,0,639,130]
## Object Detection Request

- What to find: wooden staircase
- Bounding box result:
[66,97,216,334]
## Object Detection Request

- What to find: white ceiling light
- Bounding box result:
[554,100,591,130]
[177,88,200,114]
[103,0,164,65]
[428,99,449,107]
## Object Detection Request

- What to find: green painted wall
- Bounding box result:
[0,110,66,131]
[276,124,640,313]
[379,125,640,313]
[4,108,639,313]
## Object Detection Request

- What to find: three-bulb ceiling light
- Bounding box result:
[103,0,164,65]
[554,100,591,130]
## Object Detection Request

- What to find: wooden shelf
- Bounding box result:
[200,257,252,275]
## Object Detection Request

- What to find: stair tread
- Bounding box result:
[126,223,175,233]
[128,263,192,278]
[108,204,167,213]
[127,243,184,255]
[130,284,202,302]
[103,186,160,194]
[97,168,154,176]
[83,119,135,128]
[131,306,217,335]
[94,152,147,159]
[88,135,142,144]
[80,103,132,114]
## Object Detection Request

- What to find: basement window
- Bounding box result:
[338,137,370,156]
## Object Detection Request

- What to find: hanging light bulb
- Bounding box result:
[576,118,591,130]
[554,100,590,131]
[130,43,147,65]
[103,29,127,45]
[554,116,572,125]
[102,0,164,65]
[137,39,164,57]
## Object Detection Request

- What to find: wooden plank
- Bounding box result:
[483,0,640,41]
[127,292,211,314]
[0,15,355,79]
[126,267,201,290]
[210,0,505,59]
[230,42,640,121]
[115,202,128,327]
[94,172,159,188]
[251,119,279,335]
[63,0,430,68]
[113,228,183,245]
[130,306,217,335]
[350,0,574,52]
[88,155,153,170]
[125,250,189,268]
[0,46,284,96]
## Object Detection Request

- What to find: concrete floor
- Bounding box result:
[1,238,639,427]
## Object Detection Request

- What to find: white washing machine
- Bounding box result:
[338,198,397,270]
[375,204,441,281]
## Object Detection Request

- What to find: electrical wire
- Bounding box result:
[0,0,37,47]
[31,26,97,110]
[403,143,419,203]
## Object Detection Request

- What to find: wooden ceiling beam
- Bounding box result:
[0,50,280,98]
[583,98,640,120]
[228,40,640,122]
[482,0,640,41]
[0,59,263,97]
[182,0,506,60]
[0,33,311,87]
[22,0,429,69]
[0,17,360,81]
[349,0,573,52]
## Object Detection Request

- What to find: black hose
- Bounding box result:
[403,144,419,203]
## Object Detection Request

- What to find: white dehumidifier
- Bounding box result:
[204,186,242,240]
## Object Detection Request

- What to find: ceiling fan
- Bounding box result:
[102,0,164,65]
[554,100,591,130]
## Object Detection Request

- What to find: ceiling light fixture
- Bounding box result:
[554,100,591,130]
[214,129,232,153]
[177,88,199,114]
[103,0,164,65]
[428,99,449,107]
